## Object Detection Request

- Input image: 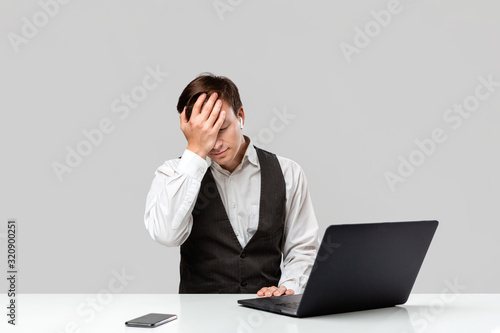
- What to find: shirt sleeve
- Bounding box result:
[144,149,209,247]
[277,159,320,294]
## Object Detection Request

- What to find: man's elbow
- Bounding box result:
[144,216,183,247]
[150,232,183,247]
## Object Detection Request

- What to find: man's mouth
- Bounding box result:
[211,148,228,157]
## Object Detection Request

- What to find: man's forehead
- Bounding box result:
[223,111,237,124]
[220,99,234,110]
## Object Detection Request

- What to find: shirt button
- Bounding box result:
[199,168,205,174]
[240,281,247,287]
[232,202,236,209]
[235,231,239,237]
[229,175,233,181]
[186,197,192,203]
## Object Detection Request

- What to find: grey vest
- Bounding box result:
[179,146,286,293]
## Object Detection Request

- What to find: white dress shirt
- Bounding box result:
[144,138,320,293]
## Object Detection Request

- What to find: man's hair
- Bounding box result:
[176,72,243,121]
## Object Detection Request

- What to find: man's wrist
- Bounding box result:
[186,145,208,160]
[178,149,209,181]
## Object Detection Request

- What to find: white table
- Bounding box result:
[2,294,500,332]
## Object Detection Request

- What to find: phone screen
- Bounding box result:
[125,313,177,327]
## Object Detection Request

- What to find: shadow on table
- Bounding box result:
[300,306,415,333]
[178,296,414,333]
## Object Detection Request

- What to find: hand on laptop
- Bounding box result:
[257,285,294,297]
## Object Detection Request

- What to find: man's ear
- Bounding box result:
[238,107,245,128]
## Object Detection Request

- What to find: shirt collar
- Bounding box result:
[245,136,259,167]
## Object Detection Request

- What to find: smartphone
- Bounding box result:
[125,313,177,327]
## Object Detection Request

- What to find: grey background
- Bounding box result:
[1,0,499,294]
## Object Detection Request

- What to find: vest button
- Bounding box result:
[240,281,247,287]
[240,252,246,258]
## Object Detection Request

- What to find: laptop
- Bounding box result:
[238,220,438,318]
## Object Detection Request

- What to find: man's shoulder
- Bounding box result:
[276,154,303,174]
[253,146,304,174]
[273,153,308,194]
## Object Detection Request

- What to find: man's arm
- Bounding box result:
[144,92,226,246]
[258,159,320,297]
[144,150,209,246]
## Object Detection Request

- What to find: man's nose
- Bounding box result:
[213,137,223,150]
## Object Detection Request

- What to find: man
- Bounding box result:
[144,73,319,297]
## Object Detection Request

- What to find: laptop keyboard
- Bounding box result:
[274,301,300,310]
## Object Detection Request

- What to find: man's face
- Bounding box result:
[208,99,246,172]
